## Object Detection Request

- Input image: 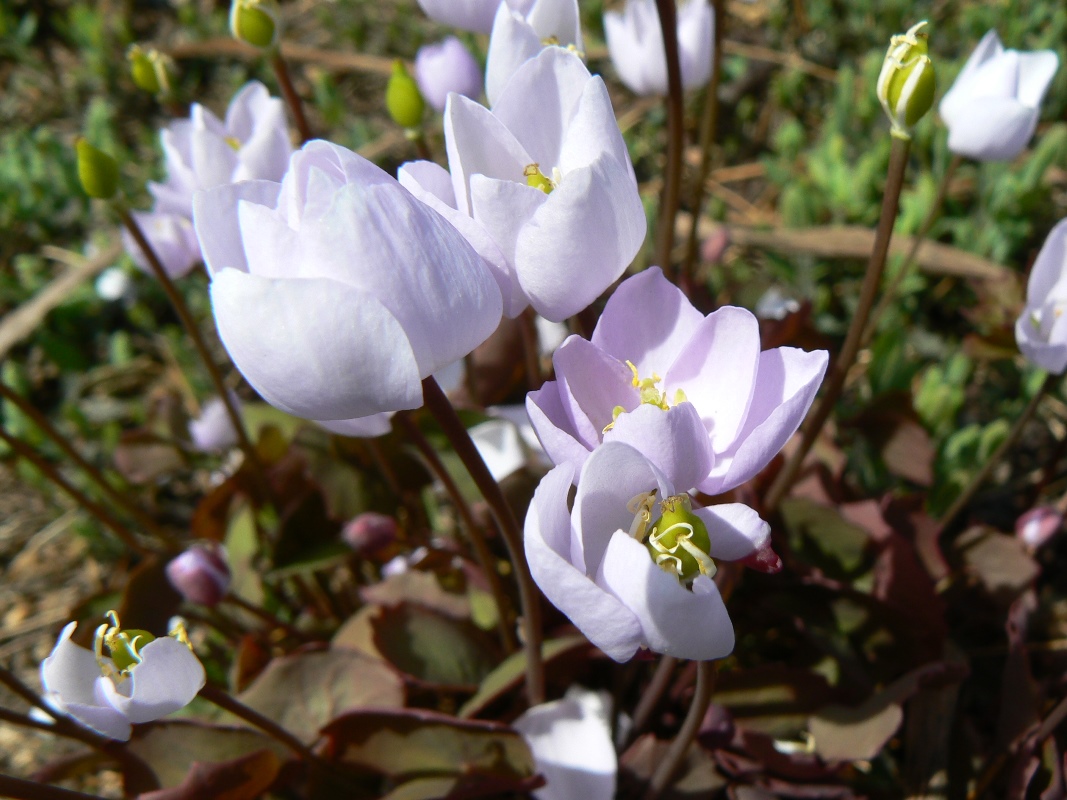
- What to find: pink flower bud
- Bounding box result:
[1015,505,1063,550]
[166,545,230,606]
[343,512,399,556]
[415,37,483,113]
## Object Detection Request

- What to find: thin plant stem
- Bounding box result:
[628,655,678,746]
[519,309,543,391]
[0,382,175,545]
[223,593,310,642]
[411,130,432,161]
[0,774,110,800]
[678,0,725,291]
[862,154,962,348]
[395,411,519,654]
[937,373,1054,534]
[0,426,152,556]
[270,52,312,143]
[198,683,317,761]
[641,660,717,800]
[420,376,545,705]
[654,0,685,276]
[119,209,274,507]
[764,136,912,514]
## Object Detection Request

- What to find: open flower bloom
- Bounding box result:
[939,30,1059,161]
[40,614,205,741]
[1016,218,1067,373]
[513,688,616,800]
[416,37,484,112]
[527,268,828,495]
[604,0,713,96]
[526,442,769,661]
[417,0,533,34]
[124,81,293,278]
[399,48,645,321]
[194,140,502,431]
[485,0,583,106]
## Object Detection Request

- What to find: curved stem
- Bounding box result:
[270,52,312,143]
[628,655,678,746]
[654,0,685,277]
[0,774,109,800]
[678,0,725,291]
[641,660,717,800]
[119,210,273,508]
[395,411,518,654]
[223,593,310,642]
[198,684,317,761]
[937,373,1054,534]
[862,154,962,349]
[0,426,152,556]
[764,136,912,514]
[0,382,175,545]
[420,377,544,705]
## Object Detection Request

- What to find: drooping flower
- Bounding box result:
[416,37,484,112]
[485,0,583,106]
[526,441,769,661]
[513,688,616,800]
[166,545,231,607]
[40,613,205,741]
[527,268,828,495]
[1016,218,1067,373]
[124,81,293,278]
[939,30,1059,161]
[416,0,534,34]
[193,140,502,430]
[603,0,713,96]
[188,396,239,452]
[399,47,645,321]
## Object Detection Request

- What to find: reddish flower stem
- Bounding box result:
[654,0,685,278]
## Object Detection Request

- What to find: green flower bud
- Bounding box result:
[127,45,172,96]
[76,138,119,200]
[230,0,278,49]
[386,60,426,130]
[646,494,716,583]
[876,21,936,140]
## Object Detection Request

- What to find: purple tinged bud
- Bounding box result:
[166,545,231,606]
[1015,505,1063,550]
[415,37,483,113]
[343,512,399,555]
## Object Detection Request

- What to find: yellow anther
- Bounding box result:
[627,490,658,542]
[524,163,555,194]
[224,136,242,151]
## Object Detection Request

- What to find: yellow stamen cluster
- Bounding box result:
[524,163,561,194]
[93,610,192,680]
[603,362,688,433]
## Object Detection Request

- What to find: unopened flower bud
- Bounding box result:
[230,0,279,49]
[1015,505,1063,551]
[166,545,231,606]
[127,45,172,96]
[76,138,120,200]
[343,512,399,556]
[415,37,483,112]
[385,60,426,130]
[876,21,936,139]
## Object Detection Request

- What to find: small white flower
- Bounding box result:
[40,613,205,741]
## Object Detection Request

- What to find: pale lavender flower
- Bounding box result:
[513,688,616,800]
[1016,218,1067,373]
[399,48,645,321]
[124,81,292,278]
[416,37,484,112]
[166,545,231,606]
[193,140,502,429]
[1015,505,1063,551]
[526,441,769,661]
[417,0,534,34]
[604,0,714,96]
[40,615,205,741]
[188,396,239,452]
[485,0,583,106]
[527,268,828,495]
[939,30,1058,161]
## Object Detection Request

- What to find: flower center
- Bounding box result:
[603,361,688,433]
[627,492,716,584]
[524,163,561,194]
[93,611,192,681]
[224,136,242,151]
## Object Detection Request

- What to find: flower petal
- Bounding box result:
[551,336,637,450]
[97,638,205,724]
[124,211,202,279]
[603,402,714,493]
[193,180,282,276]
[210,270,423,421]
[41,623,99,707]
[318,413,396,438]
[591,267,705,375]
[597,534,735,661]
[525,464,644,662]
[485,4,545,107]
[64,695,133,741]
[526,382,594,473]
[693,502,770,561]
[945,96,1037,161]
